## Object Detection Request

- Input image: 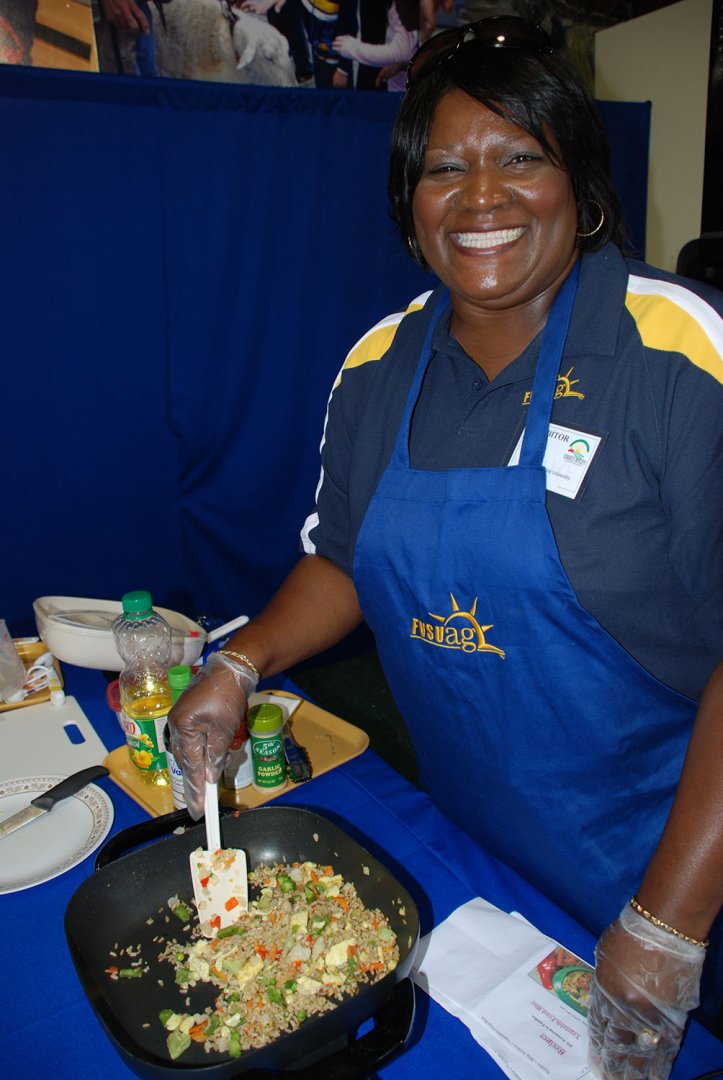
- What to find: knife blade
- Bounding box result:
[0,765,109,840]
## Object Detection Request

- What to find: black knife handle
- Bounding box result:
[31,765,109,811]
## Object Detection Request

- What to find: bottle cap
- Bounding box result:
[168,664,192,690]
[121,590,153,619]
[247,703,283,734]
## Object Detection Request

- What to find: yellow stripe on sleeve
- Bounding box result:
[625,279,723,385]
[332,293,430,389]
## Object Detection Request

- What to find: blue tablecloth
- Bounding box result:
[1,666,721,1079]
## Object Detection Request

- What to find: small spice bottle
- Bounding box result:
[221,707,253,797]
[248,702,287,795]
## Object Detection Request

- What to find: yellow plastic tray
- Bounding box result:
[0,640,64,713]
[103,690,369,817]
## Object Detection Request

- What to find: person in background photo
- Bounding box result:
[169,17,723,1079]
[95,0,159,75]
[337,0,453,91]
[0,0,38,64]
[333,0,418,91]
[300,0,356,87]
[242,0,355,87]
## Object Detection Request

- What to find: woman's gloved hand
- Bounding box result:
[588,901,706,1080]
[168,651,258,819]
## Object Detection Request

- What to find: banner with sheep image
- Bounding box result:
[0,0,423,93]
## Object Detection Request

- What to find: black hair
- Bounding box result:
[389,42,627,267]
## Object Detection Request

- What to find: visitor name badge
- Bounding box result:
[508,423,604,499]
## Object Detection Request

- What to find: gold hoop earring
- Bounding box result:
[577,201,605,238]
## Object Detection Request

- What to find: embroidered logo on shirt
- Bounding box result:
[522,367,585,405]
[410,594,506,658]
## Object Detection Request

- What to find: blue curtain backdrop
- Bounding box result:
[0,66,649,632]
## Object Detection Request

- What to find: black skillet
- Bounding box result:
[65,806,420,1079]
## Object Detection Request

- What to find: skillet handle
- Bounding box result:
[238,978,416,1080]
[94,807,196,870]
[316,977,415,1080]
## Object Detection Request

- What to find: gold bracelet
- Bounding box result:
[216,649,261,682]
[629,897,709,949]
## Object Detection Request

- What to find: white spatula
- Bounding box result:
[189,780,248,937]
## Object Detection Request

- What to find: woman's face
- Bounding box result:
[411,89,579,313]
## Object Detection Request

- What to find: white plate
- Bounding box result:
[0,775,114,893]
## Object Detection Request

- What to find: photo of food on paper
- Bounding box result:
[529,946,593,1018]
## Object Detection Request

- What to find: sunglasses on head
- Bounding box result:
[406,15,553,90]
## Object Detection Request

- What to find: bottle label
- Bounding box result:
[251,735,285,788]
[166,748,187,808]
[122,711,168,772]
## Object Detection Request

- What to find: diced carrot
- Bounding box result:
[292,959,302,970]
[189,1023,207,1042]
[310,868,318,884]
[225,896,239,911]
[255,942,268,959]
[360,961,384,973]
[332,895,350,911]
[200,876,210,888]
[210,914,221,930]
[347,944,357,956]
[323,865,333,876]
[105,966,119,974]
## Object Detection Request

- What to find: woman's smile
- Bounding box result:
[451,226,526,250]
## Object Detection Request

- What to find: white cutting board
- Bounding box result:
[0,696,108,781]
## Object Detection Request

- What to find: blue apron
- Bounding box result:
[353,263,698,934]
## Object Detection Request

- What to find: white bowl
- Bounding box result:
[33,596,207,671]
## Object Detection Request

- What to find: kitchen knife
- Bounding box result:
[0,765,109,840]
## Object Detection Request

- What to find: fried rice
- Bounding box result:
[157,860,400,1061]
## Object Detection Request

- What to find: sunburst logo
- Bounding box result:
[522,367,585,405]
[410,594,506,657]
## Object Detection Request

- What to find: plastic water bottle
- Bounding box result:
[165,664,192,810]
[112,590,171,787]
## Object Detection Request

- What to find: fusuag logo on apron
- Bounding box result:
[521,367,585,405]
[410,594,506,658]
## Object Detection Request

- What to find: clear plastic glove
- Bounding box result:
[168,652,257,819]
[588,902,706,1080]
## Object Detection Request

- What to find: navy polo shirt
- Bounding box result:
[302,244,723,701]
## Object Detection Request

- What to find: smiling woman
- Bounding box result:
[167,19,723,1080]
